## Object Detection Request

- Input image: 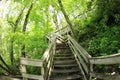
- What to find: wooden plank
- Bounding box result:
[69,43,87,80]
[21,65,27,73]
[42,35,56,61]
[71,39,89,63]
[89,64,93,80]
[22,73,44,80]
[90,72,120,80]
[20,58,43,67]
[90,53,120,64]
[69,35,91,57]
[69,42,89,74]
[68,35,91,63]
[47,27,70,41]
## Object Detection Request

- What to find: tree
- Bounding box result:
[21,1,33,57]
[58,0,75,37]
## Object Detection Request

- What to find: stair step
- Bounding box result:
[56,47,70,50]
[54,60,75,64]
[54,64,77,67]
[52,69,79,73]
[56,50,71,54]
[50,75,81,80]
[54,56,74,59]
[56,51,72,54]
[55,53,73,56]
[56,43,68,46]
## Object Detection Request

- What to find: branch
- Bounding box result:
[21,2,33,57]
[58,0,75,37]
[74,4,96,18]
[14,7,25,32]
[22,2,33,33]
[0,55,11,71]
[0,64,11,74]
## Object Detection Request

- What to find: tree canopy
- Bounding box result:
[0,0,120,77]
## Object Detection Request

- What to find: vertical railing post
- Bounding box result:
[89,64,93,80]
[41,63,44,80]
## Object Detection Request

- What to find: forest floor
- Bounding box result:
[0,76,21,80]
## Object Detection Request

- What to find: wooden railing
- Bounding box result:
[41,34,56,80]
[47,26,70,42]
[89,53,120,80]
[67,35,91,80]
[20,33,56,80]
[90,53,120,64]
[20,25,120,80]
[20,57,44,80]
[67,34,120,80]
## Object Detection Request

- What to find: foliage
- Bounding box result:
[0,0,120,77]
[74,0,120,57]
[0,0,53,75]
[73,0,120,76]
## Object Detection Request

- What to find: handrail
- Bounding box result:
[89,53,120,79]
[45,26,120,80]
[47,26,70,42]
[42,34,56,80]
[20,57,44,80]
[90,53,120,64]
[67,35,91,80]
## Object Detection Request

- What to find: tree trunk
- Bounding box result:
[8,7,25,65]
[0,55,11,73]
[10,39,14,65]
[0,64,11,74]
[21,2,33,57]
[58,0,75,37]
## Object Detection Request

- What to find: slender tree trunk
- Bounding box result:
[58,0,75,37]
[14,7,25,32]
[0,55,11,73]
[21,2,33,57]
[10,39,14,65]
[9,7,25,65]
[0,64,11,74]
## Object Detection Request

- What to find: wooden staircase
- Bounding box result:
[50,42,81,80]
[20,26,120,80]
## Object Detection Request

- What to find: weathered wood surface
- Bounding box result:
[68,36,88,80]
[69,42,89,74]
[20,57,43,66]
[22,73,44,80]
[70,45,87,80]
[90,53,120,64]
[42,36,56,80]
[90,72,120,80]
[0,76,21,80]
[20,57,44,80]
[68,35,91,60]
[47,27,70,41]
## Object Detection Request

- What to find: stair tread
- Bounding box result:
[52,68,79,73]
[54,64,77,67]
[56,51,71,53]
[54,60,75,64]
[50,75,81,80]
[56,47,70,50]
[55,53,73,56]
[54,56,74,59]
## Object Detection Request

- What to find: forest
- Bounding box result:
[0,0,120,80]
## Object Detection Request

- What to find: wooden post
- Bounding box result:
[89,64,93,80]
[21,65,27,80]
